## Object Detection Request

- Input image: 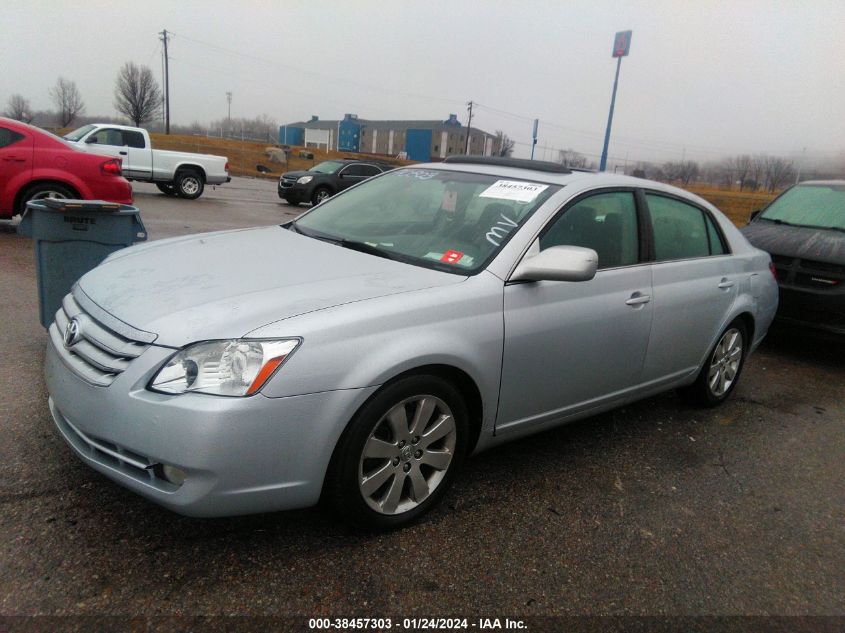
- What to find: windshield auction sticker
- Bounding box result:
[479,180,549,203]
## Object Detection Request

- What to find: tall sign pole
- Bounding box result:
[530,119,539,160]
[599,30,631,172]
[465,100,474,154]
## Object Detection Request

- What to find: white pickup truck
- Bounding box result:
[64,124,230,199]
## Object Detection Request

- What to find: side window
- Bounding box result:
[123,131,146,149]
[540,191,639,269]
[340,165,364,177]
[359,165,381,177]
[0,127,25,148]
[90,128,124,146]
[704,213,726,255]
[646,194,712,261]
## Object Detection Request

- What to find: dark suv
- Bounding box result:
[742,180,845,335]
[278,159,392,206]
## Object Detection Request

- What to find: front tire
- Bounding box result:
[18,183,76,214]
[680,319,748,407]
[175,170,204,199]
[325,375,468,529]
[311,186,331,206]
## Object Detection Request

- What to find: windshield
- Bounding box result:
[760,183,845,230]
[63,124,96,142]
[310,161,345,174]
[294,168,560,274]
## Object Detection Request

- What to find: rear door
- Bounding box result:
[497,189,654,434]
[640,192,738,383]
[0,126,33,214]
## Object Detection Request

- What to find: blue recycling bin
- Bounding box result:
[17,199,147,328]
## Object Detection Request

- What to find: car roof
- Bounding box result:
[85,123,146,132]
[796,180,845,186]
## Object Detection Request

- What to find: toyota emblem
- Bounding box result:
[64,318,81,348]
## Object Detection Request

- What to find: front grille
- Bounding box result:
[49,293,149,387]
[50,400,178,492]
[771,255,844,291]
[280,178,296,188]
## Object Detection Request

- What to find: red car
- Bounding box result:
[0,117,133,219]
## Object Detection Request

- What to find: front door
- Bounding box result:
[497,190,654,434]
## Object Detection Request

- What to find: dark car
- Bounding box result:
[741,180,845,334]
[278,159,392,206]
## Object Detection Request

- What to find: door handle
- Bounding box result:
[625,292,651,306]
[718,278,735,289]
[119,151,128,155]
[2,156,25,162]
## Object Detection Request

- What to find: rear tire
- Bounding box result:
[324,375,468,530]
[17,183,76,215]
[680,318,748,407]
[156,182,178,196]
[175,170,204,199]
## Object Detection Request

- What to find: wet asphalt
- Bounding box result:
[0,178,842,620]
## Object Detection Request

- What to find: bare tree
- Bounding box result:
[50,77,85,127]
[662,160,699,185]
[748,156,766,192]
[114,62,162,127]
[492,130,514,157]
[4,94,34,123]
[733,154,754,191]
[557,148,588,168]
[763,156,794,192]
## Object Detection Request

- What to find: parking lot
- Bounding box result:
[1,177,843,619]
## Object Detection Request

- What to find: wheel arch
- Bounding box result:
[175,163,207,181]
[337,363,485,459]
[14,179,82,214]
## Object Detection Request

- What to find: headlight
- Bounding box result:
[150,339,300,396]
[296,175,313,185]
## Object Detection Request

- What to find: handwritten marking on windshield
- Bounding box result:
[486,213,518,246]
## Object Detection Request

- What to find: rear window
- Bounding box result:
[0,127,25,148]
[124,130,146,148]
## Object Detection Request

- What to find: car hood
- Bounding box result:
[742,220,845,264]
[281,170,315,179]
[77,226,463,347]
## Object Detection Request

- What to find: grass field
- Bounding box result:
[147,133,411,179]
[686,185,777,226]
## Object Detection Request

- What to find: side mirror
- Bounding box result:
[85,137,98,144]
[749,209,761,222]
[510,245,598,283]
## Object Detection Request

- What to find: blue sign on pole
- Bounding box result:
[613,30,632,57]
[600,30,632,171]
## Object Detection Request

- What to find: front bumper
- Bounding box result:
[45,332,378,517]
[775,285,845,335]
[277,181,312,203]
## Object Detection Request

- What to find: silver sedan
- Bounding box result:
[44,157,778,528]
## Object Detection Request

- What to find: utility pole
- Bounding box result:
[159,29,171,134]
[530,119,539,160]
[465,100,473,154]
[226,91,232,138]
[796,146,807,184]
[599,30,632,172]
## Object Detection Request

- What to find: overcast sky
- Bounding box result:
[2,0,844,167]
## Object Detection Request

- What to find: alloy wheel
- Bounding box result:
[708,327,743,397]
[358,395,457,515]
